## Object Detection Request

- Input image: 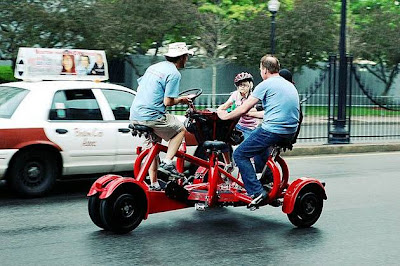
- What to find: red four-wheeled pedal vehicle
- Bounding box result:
[87,89,327,233]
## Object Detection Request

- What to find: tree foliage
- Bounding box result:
[0,1,97,63]
[0,0,200,61]
[350,0,400,95]
[0,0,399,90]
[230,0,337,71]
[89,0,201,58]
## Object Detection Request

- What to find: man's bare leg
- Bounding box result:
[165,129,185,161]
[149,156,159,185]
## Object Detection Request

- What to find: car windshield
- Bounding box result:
[0,86,29,118]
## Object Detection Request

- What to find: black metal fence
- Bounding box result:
[169,59,400,145]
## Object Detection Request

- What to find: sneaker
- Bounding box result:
[149,185,162,191]
[158,162,184,177]
[249,189,268,206]
[224,163,234,173]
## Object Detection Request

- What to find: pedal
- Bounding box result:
[247,204,259,211]
[195,203,206,211]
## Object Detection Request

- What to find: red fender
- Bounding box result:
[282,178,327,214]
[87,174,122,196]
[98,177,146,199]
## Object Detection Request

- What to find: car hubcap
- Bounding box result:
[24,162,43,185]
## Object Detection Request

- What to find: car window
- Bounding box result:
[0,86,29,118]
[49,89,103,120]
[102,89,135,120]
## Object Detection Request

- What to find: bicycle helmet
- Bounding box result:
[234,72,253,86]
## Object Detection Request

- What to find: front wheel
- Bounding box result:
[100,189,145,233]
[287,189,323,228]
[8,149,59,197]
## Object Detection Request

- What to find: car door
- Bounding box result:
[99,88,138,172]
[45,88,116,175]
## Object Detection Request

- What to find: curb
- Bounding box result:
[284,142,400,156]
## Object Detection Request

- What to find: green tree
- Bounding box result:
[350,0,400,96]
[0,0,95,66]
[230,0,337,72]
[192,0,270,101]
[80,0,201,77]
[0,0,201,76]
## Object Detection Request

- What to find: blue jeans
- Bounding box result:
[235,124,254,140]
[233,127,295,196]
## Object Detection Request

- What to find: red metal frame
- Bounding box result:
[88,137,310,216]
[88,106,326,221]
[88,138,327,222]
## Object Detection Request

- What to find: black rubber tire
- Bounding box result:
[88,195,105,229]
[9,149,59,197]
[287,189,323,228]
[99,189,145,233]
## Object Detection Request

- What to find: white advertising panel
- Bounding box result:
[14,48,109,81]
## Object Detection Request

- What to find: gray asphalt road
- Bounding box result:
[1,152,400,266]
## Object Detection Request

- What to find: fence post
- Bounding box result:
[328,0,350,144]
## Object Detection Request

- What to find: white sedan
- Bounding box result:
[0,80,196,196]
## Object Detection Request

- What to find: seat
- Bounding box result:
[129,123,156,139]
[273,139,293,152]
[203,140,229,153]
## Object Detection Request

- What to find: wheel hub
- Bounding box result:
[302,194,317,215]
[119,198,135,218]
[24,163,43,185]
[28,166,40,178]
[304,200,316,215]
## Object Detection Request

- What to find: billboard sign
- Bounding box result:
[14,48,109,81]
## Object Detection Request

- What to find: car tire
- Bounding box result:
[9,149,59,197]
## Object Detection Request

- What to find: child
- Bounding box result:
[218,72,259,139]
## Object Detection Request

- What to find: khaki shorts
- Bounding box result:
[131,114,184,144]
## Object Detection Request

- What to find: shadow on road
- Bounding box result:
[83,207,325,265]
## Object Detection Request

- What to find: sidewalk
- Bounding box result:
[284,141,400,156]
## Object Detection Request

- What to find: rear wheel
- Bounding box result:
[9,149,59,197]
[287,189,323,228]
[100,188,146,233]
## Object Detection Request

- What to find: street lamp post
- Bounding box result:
[268,0,280,54]
[329,0,350,144]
